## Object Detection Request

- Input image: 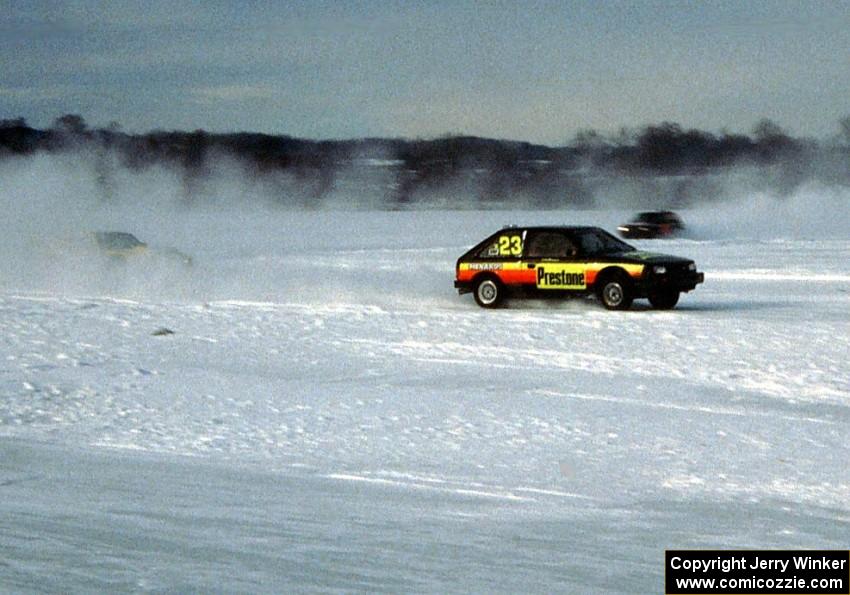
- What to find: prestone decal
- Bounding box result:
[536,264,587,289]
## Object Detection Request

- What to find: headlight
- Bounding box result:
[653,265,666,274]
[688,262,696,271]
[617,226,628,231]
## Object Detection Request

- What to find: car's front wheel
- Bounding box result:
[597,273,633,310]
[648,290,679,309]
[473,276,504,308]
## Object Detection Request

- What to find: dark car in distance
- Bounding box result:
[454,226,704,310]
[617,211,684,239]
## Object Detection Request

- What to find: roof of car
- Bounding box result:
[93,231,147,249]
[637,210,678,216]
[497,225,604,233]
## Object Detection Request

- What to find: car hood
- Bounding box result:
[603,250,692,265]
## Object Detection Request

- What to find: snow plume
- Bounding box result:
[0,150,247,299]
[683,182,850,241]
[1,150,849,302]
[0,151,460,303]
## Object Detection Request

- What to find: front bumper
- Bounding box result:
[640,270,704,294]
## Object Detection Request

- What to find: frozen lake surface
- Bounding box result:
[1,208,849,592]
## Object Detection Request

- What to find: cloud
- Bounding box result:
[3,1,849,142]
[190,84,277,105]
[0,87,34,99]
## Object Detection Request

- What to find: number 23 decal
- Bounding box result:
[498,235,523,256]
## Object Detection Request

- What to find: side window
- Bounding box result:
[525,232,578,259]
[476,231,524,258]
[578,232,603,255]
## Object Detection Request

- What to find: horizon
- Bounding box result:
[6,113,840,150]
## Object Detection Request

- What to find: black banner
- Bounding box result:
[666,550,849,594]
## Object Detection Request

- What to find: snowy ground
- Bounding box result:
[1,204,849,592]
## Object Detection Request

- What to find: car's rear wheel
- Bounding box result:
[597,273,633,310]
[473,276,503,308]
[649,290,680,309]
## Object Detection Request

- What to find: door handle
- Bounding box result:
[527,263,536,269]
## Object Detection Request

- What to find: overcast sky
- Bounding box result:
[2,0,849,144]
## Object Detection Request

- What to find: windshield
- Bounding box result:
[575,229,635,256]
[636,212,679,224]
[636,212,662,223]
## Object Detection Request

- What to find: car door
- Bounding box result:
[522,230,588,292]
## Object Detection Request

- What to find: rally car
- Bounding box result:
[454,226,703,310]
[617,210,684,239]
[93,231,148,256]
[93,231,193,265]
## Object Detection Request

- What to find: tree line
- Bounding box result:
[2,114,849,207]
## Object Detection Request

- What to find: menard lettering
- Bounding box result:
[536,265,586,289]
[469,262,503,271]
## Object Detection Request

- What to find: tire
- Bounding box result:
[649,290,679,309]
[473,276,503,308]
[597,273,633,310]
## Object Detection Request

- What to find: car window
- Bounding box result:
[525,231,577,258]
[575,229,635,255]
[637,212,662,224]
[577,232,603,255]
[636,212,681,225]
[476,230,524,259]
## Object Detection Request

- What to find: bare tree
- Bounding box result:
[52,114,87,134]
[752,118,787,143]
[573,129,607,151]
[0,117,27,129]
[839,115,850,146]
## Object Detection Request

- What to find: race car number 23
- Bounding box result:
[498,235,523,257]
